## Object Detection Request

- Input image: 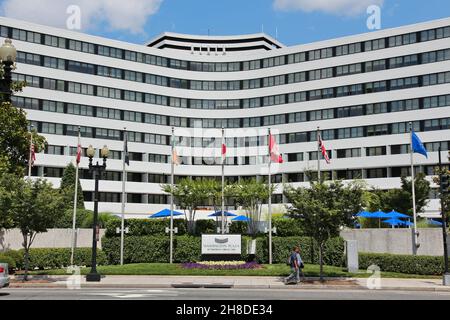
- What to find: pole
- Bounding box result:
[70,126,81,266]
[120,129,127,266]
[221,127,225,234]
[86,162,101,282]
[28,125,33,179]
[169,127,175,264]
[268,129,273,265]
[317,127,321,182]
[410,122,419,254]
[438,147,449,280]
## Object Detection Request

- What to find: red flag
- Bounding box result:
[222,143,227,156]
[76,143,82,164]
[30,144,36,166]
[269,133,283,163]
[318,134,330,164]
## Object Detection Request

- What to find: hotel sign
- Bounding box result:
[201,234,241,255]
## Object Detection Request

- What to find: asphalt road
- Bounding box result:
[1,287,450,300]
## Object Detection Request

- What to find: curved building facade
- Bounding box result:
[1,17,449,217]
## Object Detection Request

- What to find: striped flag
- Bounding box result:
[76,143,82,164]
[318,133,330,164]
[30,143,36,166]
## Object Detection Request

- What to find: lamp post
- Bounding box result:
[86,144,109,282]
[0,39,17,103]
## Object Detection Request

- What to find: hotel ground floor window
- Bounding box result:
[148,194,168,204]
[336,169,362,180]
[366,168,387,179]
[287,173,304,183]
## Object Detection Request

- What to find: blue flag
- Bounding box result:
[411,131,428,158]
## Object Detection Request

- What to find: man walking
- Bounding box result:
[286,246,303,284]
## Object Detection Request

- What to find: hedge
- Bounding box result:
[102,235,345,266]
[0,254,16,270]
[359,252,448,275]
[0,248,107,270]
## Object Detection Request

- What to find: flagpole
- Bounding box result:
[170,127,175,264]
[268,128,273,265]
[409,122,419,255]
[221,127,225,235]
[28,125,33,179]
[317,127,321,182]
[70,126,81,266]
[120,128,127,265]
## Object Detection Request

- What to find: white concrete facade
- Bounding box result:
[1,17,449,217]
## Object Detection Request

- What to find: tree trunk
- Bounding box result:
[23,247,30,281]
[319,243,324,282]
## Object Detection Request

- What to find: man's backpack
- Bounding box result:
[286,256,291,266]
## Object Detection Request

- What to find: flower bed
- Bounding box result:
[181,261,261,270]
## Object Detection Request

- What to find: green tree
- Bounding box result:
[53,208,92,228]
[231,178,274,237]
[59,162,85,211]
[7,178,62,280]
[284,181,364,280]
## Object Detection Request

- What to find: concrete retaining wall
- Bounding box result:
[340,228,448,256]
[0,229,106,251]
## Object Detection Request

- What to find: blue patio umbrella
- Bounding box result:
[382,218,403,227]
[372,210,388,218]
[356,211,373,218]
[428,219,443,226]
[208,211,237,217]
[232,215,251,222]
[149,208,183,218]
[384,210,410,219]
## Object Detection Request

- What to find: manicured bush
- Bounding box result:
[194,219,216,235]
[105,218,187,237]
[229,221,249,234]
[272,218,303,237]
[0,254,16,270]
[2,250,24,269]
[359,252,448,275]
[15,248,107,270]
[102,235,345,267]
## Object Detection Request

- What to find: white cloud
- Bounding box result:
[274,0,384,16]
[0,0,163,34]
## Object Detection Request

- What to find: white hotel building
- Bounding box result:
[1,17,449,217]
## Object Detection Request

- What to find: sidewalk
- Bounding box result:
[9,275,450,292]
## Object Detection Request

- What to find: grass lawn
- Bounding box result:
[25,263,440,279]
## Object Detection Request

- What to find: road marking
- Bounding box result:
[83,289,180,299]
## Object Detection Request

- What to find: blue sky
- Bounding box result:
[1,0,449,46]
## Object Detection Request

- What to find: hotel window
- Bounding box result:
[97,66,122,79]
[288,132,308,143]
[68,40,95,54]
[124,111,142,122]
[12,74,39,88]
[366,146,387,156]
[367,168,387,179]
[423,94,450,109]
[149,154,167,164]
[336,63,362,76]
[46,145,65,156]
[365,59,386,72]
[124,91,143,102]
[43,78,65,91]
[263,56,285,68]
[365,81,386,93]
[44,167,63,178]
[422,72,450,86]
[243,60,261,70]
[390,99,419,112]
[42,101,64,113]
[424,141,449,152]
[424,118,450,131]
[68,82,94,95]
[288,92,307,103]
[144,134,167,145]
[308,68,333,81]
[67,61,95,74]
[335,42,361,56]
[98,46,123,59]
[148,194,168,205]
[128,132,142,143]
[11,97,39,110]
[17,52,41,66]
[263,75,285,87]
[337,148,361,159]
[391,121,419,134]
[43,56,65,69]
[309,109,334,121]
[242,79,261,89]
[66,125,93,138]
[288,112,307,123]
[263,94,285,106]
[337,105,363,118]
[12,29,41,43]
[98,87,121,99]
[391,144,410,155]
[242,98,261,109]
[287,52,306,64]
[364,38,386,51]
[124,70,143,82]
[41,123,63,135]
[287,153,303,162]
[367,124,388,136]
[67,103,93,117]
[366,102,388,115]
[169,98,187,108]
[288,72,306,84]
[309,48,332,60]
[337,169,362,180]
[390,77,419,90]
[388,33,417,47]
[97,107,121,120]
[96,128,121,140]
[1,26,8,37]
[422,49,450,64]
[44,35,66,48]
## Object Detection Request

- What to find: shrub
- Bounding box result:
[272,218,303,237]
[15,248,107,270]
[105,219,188,237]
[0,254,16,270]
[194,219,216,235]
[359,252,447,275]
[2,250,24,269]
[229,221,249,235]
[102,235,345,267]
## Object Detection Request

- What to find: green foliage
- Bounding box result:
[81,212,119,229]
[230,178,275,236]
[0,253,16,269]
[0,102,46,176]
[193,219,216,235]
[102,235,345,267]
[272,218,303,237]
[0,248,106,270]
[359,252,448,275]
[53,208,93,229]
[59,163,85,211]
[229,221,249,234]
[284,180,364,279]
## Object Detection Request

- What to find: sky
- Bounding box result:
[0,0,449,46]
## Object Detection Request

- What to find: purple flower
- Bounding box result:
[181,261,261,270]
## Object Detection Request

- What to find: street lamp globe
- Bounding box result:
[0,39,16,63]
[100,145,109,159]
[86,145,95,158]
